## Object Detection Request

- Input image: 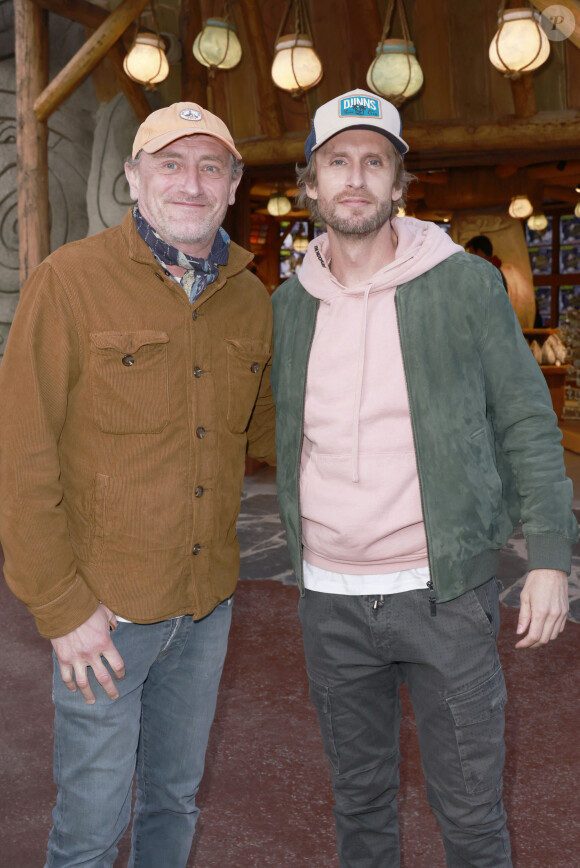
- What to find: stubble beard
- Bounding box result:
[153,197,227,250]
[318,194,392,239]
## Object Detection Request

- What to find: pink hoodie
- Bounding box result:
[298,217,462,574]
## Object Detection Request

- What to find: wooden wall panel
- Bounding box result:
[411,0,452,120]
[446,0,491,121]
[534,40,568,112]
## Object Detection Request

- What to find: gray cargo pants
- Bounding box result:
[299,577,512,868]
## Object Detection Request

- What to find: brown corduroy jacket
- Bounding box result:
[0,210,275,638]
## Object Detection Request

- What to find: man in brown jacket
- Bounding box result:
[0,103,275,867]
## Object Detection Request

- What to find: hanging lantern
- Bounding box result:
[193,18,242,71]
[367,39,423,105]
[271,34,323,94]
[271,0,322,95]
[366,0,423,106]
[293,236,309,252]
[267,193,292,217]
[123,33,169,86]
[509,195,534,219]
[489,8,550,76]
[527,213,549,231]
[574,202,580,219]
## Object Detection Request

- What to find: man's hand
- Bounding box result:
[51,604,126,704]
[515,569,569,649]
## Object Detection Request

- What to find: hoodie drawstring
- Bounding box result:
[351,284,372,483]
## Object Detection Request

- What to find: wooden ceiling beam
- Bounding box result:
[31,0,150,121]
[544,185,579,203]
[33,0,150,123]
[31,0,109,29]
[527,160,580,178]
[235,113,580,166]
[238,0,284,139]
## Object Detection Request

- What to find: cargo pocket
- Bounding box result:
[90,331,169,433]
[446,666,507,795]
[308,679,340,772]
[225,339,269,433]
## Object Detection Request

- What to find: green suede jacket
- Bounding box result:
[271,251,577,603]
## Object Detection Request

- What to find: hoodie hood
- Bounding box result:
[299,216,463,299]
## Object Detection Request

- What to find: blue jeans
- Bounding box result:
[45,598,233,868]
[299,578,512,868]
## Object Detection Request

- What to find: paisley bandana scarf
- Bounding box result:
[133,205,230,303]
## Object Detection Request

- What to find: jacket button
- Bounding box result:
[192,543,201,555]
[193,366,202,378]
[250,362,260,373]
[196,426,206,439]
[122,354,135,367]
[195,486,204,497]
[192,310,198,321]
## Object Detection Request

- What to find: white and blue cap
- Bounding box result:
[304,89,409,163]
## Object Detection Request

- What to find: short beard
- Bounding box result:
[319,197,392,238]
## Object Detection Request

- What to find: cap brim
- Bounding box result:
[137,129,242,161]
[310,125,408,158]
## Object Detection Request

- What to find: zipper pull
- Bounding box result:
[426,580,437,617]
[372,594,385,612]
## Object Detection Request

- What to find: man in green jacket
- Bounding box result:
[0,103,275,867]
[270,89,577,867]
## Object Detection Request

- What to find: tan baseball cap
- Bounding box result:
[132,102,242,161]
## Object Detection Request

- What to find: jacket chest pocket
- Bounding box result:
[225,339,270,433]
[89,331,170,434]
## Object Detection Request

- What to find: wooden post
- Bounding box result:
[15,0,50,283]
[511,73,537,118]
[33,0,150,122]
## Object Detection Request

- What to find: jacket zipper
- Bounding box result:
[394,287,437,616]
[297,297,321,594]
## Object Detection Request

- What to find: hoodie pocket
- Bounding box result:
[90,331,170,434]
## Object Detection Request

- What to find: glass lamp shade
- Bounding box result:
[574,201,580,219]
[123,34,169,85]
[367,40,423,104]
[271,34,323,93]
[509,195,534,219]
[293,236,309,252]
[489,9,550,74]
[193,18,242,70]
[267,193,292,217]
[527,213,548,231]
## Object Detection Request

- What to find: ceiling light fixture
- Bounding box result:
[489,5,550,77]
[509,195,534,219]
[527,213,549,231]
[193,14,242,73]
[124,33,169,86]
[367,0,423,106]
[271,0,323,95]
[267,193,292,217]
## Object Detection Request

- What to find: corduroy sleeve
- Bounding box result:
[0,262,100,638]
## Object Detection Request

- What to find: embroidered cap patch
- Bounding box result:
[180,108,203,122]
[339,96,381,118]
